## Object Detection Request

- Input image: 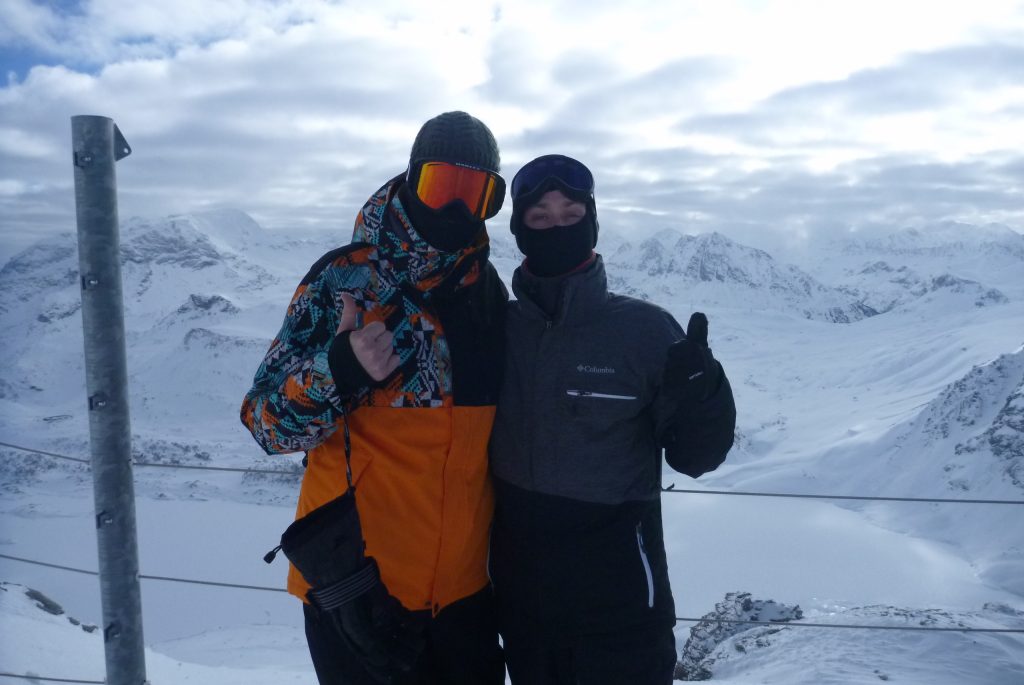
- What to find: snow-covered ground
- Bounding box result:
[2,210,1023,682]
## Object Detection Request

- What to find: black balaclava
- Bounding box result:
[514,214,596,277]
[405,111,501,253]
[400,184,483,252]
[511,177,599,277]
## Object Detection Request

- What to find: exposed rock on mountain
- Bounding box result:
[676,597,1024,682]
[838,261,1008,313]
[676,591,803,680]
[956,356,1024,488]
[175,294,240,316]
[821,222,1024,304]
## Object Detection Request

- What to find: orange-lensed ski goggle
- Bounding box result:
[408,160,506,220]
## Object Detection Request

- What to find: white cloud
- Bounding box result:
[0,0,1023,249]
[0,179,31,195]
[0,0,63,52]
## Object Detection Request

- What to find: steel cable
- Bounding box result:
[8,440,1024,505]
[0,552,287,593]
[0,673,104,684]
[2,553,1022,633]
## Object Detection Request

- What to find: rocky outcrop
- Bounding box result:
[675,592,804,680]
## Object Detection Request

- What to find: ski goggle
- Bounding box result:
[510,154,595,201]
[407,160,506,220]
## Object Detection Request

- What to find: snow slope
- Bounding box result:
[0,581,311,683]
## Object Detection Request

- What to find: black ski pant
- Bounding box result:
[503,621,677,685]
[303,586,505,685]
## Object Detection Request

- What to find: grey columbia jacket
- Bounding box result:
[488,255,736,641]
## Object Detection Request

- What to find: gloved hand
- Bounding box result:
[310,570,424,683]
[663,312,722,404]
[280,492,424,683]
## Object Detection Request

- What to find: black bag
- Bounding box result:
[266,415,425,683]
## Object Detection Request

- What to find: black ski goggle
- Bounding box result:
[510,154,595,202]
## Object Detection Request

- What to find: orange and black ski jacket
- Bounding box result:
[240,176,507,614]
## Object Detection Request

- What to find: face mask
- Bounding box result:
[515,214,596,277]
[401,184,483,252]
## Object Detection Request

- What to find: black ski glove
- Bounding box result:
[663,312,723,404]
[279,493,424,683]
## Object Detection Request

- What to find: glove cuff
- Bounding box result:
[328,330,375,395]
[308,558,380,611]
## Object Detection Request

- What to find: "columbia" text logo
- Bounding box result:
[577,364,616,374]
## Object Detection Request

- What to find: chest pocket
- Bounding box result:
[560,385,645,454]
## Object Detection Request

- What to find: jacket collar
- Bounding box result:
[352,175,488,293]
[512,254,609,326]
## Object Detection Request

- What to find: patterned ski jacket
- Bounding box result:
[240,176,507,614]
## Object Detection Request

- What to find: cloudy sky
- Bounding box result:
[2,0,1023,256]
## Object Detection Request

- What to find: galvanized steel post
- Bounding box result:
[71,115,148,685]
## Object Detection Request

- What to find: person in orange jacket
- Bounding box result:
[241,111,508,684]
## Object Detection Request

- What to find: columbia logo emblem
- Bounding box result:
[577,364,616,374]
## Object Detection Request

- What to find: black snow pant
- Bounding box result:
[303,586,505,685]
[503,621,677,685]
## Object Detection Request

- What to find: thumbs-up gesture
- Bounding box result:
[662,312,722,404]
[337,292,401,382]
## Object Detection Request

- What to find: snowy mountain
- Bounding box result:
[2,210,1024,683]
[0,214,908,454]
[600,230,879,322]
[0,210,342,462]
[843,221,1024,259]
[800,345,1024,596]
[791,221,1024,308]
[836,261,1008,314]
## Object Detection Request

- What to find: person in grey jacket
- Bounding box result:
[488,154,736,684]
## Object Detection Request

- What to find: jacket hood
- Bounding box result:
[352,174,491,293]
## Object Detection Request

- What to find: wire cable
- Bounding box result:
[7,440,1023,504]
[0,440,299,476]
[138,573,288,593]
[0,673,104,684]
[133,461,299,476]
[673,616,1024,633]
[3,553,1022,633]
[9,440,1024,505]
[0,442,90,465]
[0,553,287,594]
[0,553,98,577]
[661,485,1024,506]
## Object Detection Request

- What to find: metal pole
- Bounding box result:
[71,115,148,685]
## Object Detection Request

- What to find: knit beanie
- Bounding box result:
[409,111,500,172]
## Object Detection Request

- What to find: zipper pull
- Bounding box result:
[263,544,282,564]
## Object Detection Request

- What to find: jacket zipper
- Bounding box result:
[566,389,638,401]
[636,522,654,609]
[529,318,554,486]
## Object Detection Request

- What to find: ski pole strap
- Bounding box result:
[308,561,379,610]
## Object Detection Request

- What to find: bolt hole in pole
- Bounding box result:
[70,115,148,685]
